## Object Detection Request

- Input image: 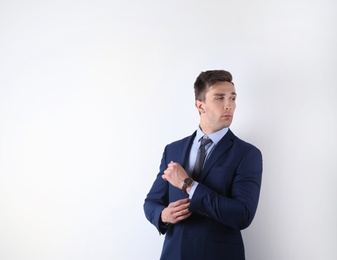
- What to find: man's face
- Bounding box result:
[196,81,237,134]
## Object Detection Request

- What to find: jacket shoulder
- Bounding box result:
[166,132,196,149]
[230,130,262,155]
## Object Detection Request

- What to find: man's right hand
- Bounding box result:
[161,198,192,224]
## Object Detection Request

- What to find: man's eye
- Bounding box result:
[216,97,224,100]
[230,97,236,101]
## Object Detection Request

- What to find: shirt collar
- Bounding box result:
[196,126,229,145]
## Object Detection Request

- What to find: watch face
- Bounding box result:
[182,177,194,192]
[184,178,193,185]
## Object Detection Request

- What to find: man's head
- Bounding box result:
[194,70,233,101]
[194,70,237,134]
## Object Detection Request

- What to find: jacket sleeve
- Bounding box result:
[143,146,170,234]
[189,146,263,230]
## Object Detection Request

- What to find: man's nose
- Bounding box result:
[224,101,231,110]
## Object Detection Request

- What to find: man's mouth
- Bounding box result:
[222,114,232,118]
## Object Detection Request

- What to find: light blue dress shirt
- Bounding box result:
[188,126,229,198]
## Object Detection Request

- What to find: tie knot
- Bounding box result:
[200,136,212,147]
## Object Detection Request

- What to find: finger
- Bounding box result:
[169,204,190,214]
[177,203,190,211]
[178,211,192,218]
[175,208,191,217]
[173,212,192,223]
[169,213,189,224]
[169,161,180,169]
[166,164,174,171]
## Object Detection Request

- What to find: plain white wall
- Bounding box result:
[1,0,336,259]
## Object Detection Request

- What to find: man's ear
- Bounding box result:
[195,99,205,114]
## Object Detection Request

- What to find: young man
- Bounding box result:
[144,70,263,260]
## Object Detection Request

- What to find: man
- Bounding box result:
[144,70,263,260]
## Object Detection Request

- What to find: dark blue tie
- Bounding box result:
[192,137,212,180]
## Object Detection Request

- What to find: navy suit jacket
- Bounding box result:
[144,129,263,260]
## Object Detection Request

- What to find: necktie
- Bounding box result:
[192,136,212,180]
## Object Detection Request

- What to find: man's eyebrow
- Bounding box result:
[214,92,237,96]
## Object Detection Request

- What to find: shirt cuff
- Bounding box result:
[189,181,198,198]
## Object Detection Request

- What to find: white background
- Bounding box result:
[1,0,336,259]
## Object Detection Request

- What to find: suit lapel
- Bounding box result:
[199,129,236,182]
[179,131,196,168]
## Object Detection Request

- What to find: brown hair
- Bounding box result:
[194,70,233,101]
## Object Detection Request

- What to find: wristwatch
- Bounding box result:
[182,177,194,193]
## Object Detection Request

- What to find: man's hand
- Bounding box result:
[161,198,192,224]
[162,161,189,190]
